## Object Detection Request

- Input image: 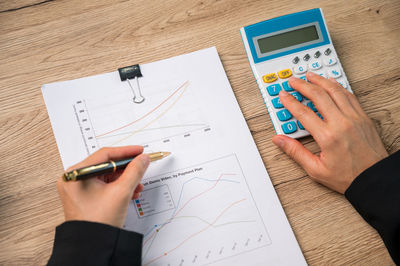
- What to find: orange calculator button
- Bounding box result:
[278,69,292,79]
[263,73,278,83]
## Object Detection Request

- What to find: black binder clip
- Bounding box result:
[118,64,145,103]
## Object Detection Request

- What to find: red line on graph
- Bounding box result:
[144,198,246,266]
[142,173,236,247]
[96,81,188,137]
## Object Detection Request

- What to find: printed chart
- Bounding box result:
[124,154,271,266]
[73,80,212,155]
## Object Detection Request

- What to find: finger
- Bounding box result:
[329,78,367,116]
[279,90,324,137]
[134,184,144,193]
[272,135,321,174]
[289,76,341,120]
[306,72,357,116]
[68,146,144,171]
[132,192,141,200]
[116,154,150,191]
[132,184,144,200]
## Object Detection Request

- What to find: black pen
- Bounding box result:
[62,151,171,182]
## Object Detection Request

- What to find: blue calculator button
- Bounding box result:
[316,112,323,120]
[277,109,292,121]
[282,81,294,91]
[282,121,297,134]
[307,101,317,112]
[299,76,307,81]
[291,92,303,102]
[266,84,282,96]
[271,97,283,109]
[297,120,305,130]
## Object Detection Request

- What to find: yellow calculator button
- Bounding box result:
[263,73,278,83]
[278,69,292,79]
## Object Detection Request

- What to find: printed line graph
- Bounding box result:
[96,81,189,138]
[142,173,239,244]
[144,199,247,266]
[124,154,272,265]
[73,80,213,154]
[110,81,189,146]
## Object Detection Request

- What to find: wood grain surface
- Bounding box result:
[1,0,399,265]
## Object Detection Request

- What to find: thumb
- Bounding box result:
[272,135,320,174]
[116,154,150,191]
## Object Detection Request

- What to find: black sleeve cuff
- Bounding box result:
[345,150,400,264]
[47,221,142,266]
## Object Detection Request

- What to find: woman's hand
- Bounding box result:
[57,146,149,228]
[272,72,388,193]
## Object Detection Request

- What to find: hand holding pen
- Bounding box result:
[57,146,169,228]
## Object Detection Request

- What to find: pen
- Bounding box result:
[63,151,171,182]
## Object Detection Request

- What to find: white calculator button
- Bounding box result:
[309,60,322,70]
[323,57,337,66]
[327,68,342,78]
[293,64,307,75]
[318,72,328,78]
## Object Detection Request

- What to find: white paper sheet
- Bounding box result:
[42,47,306,265]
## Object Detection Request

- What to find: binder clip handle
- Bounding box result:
[118,64,145,103]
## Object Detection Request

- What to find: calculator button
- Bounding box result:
[291,92,303,102]
[299,76,307,81]
[309,60,322,70]
[263,73,278,83]
[303,54,311,61]
[314,51,321,58]
[282,81,294,91]
[307,102,317,112]
[271,97,284,109]
[293,64,307,75]
[327,68,342,78]
[292,56,300,64]
[282,121,297,134]
[323,56,337,66]
[277,109,292,121]
[297,120,305,130]
[277,69,292,79]
[319,73,328,78]
[316,112,324,120]
[266,84,282,96]
[324,48,332,55]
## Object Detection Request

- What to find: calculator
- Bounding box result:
[240,8,352,138]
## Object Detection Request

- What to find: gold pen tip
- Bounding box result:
[162,152,171,157]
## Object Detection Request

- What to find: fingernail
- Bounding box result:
[289,76,298,82]
[279,90,289,96]
[141,154,150,167]
[273,137,285,148]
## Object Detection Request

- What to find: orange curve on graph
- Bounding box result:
[142,173,236,247]
[96,81,189,138]
[144,198,246,266]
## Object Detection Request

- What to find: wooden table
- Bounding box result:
[1,0,399,265]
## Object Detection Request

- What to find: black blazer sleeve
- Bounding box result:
[47,221,142,266]
[345,150,400,264]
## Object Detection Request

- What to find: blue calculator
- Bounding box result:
[240,8,352,138]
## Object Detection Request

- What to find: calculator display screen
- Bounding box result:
[257,25,319,54]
